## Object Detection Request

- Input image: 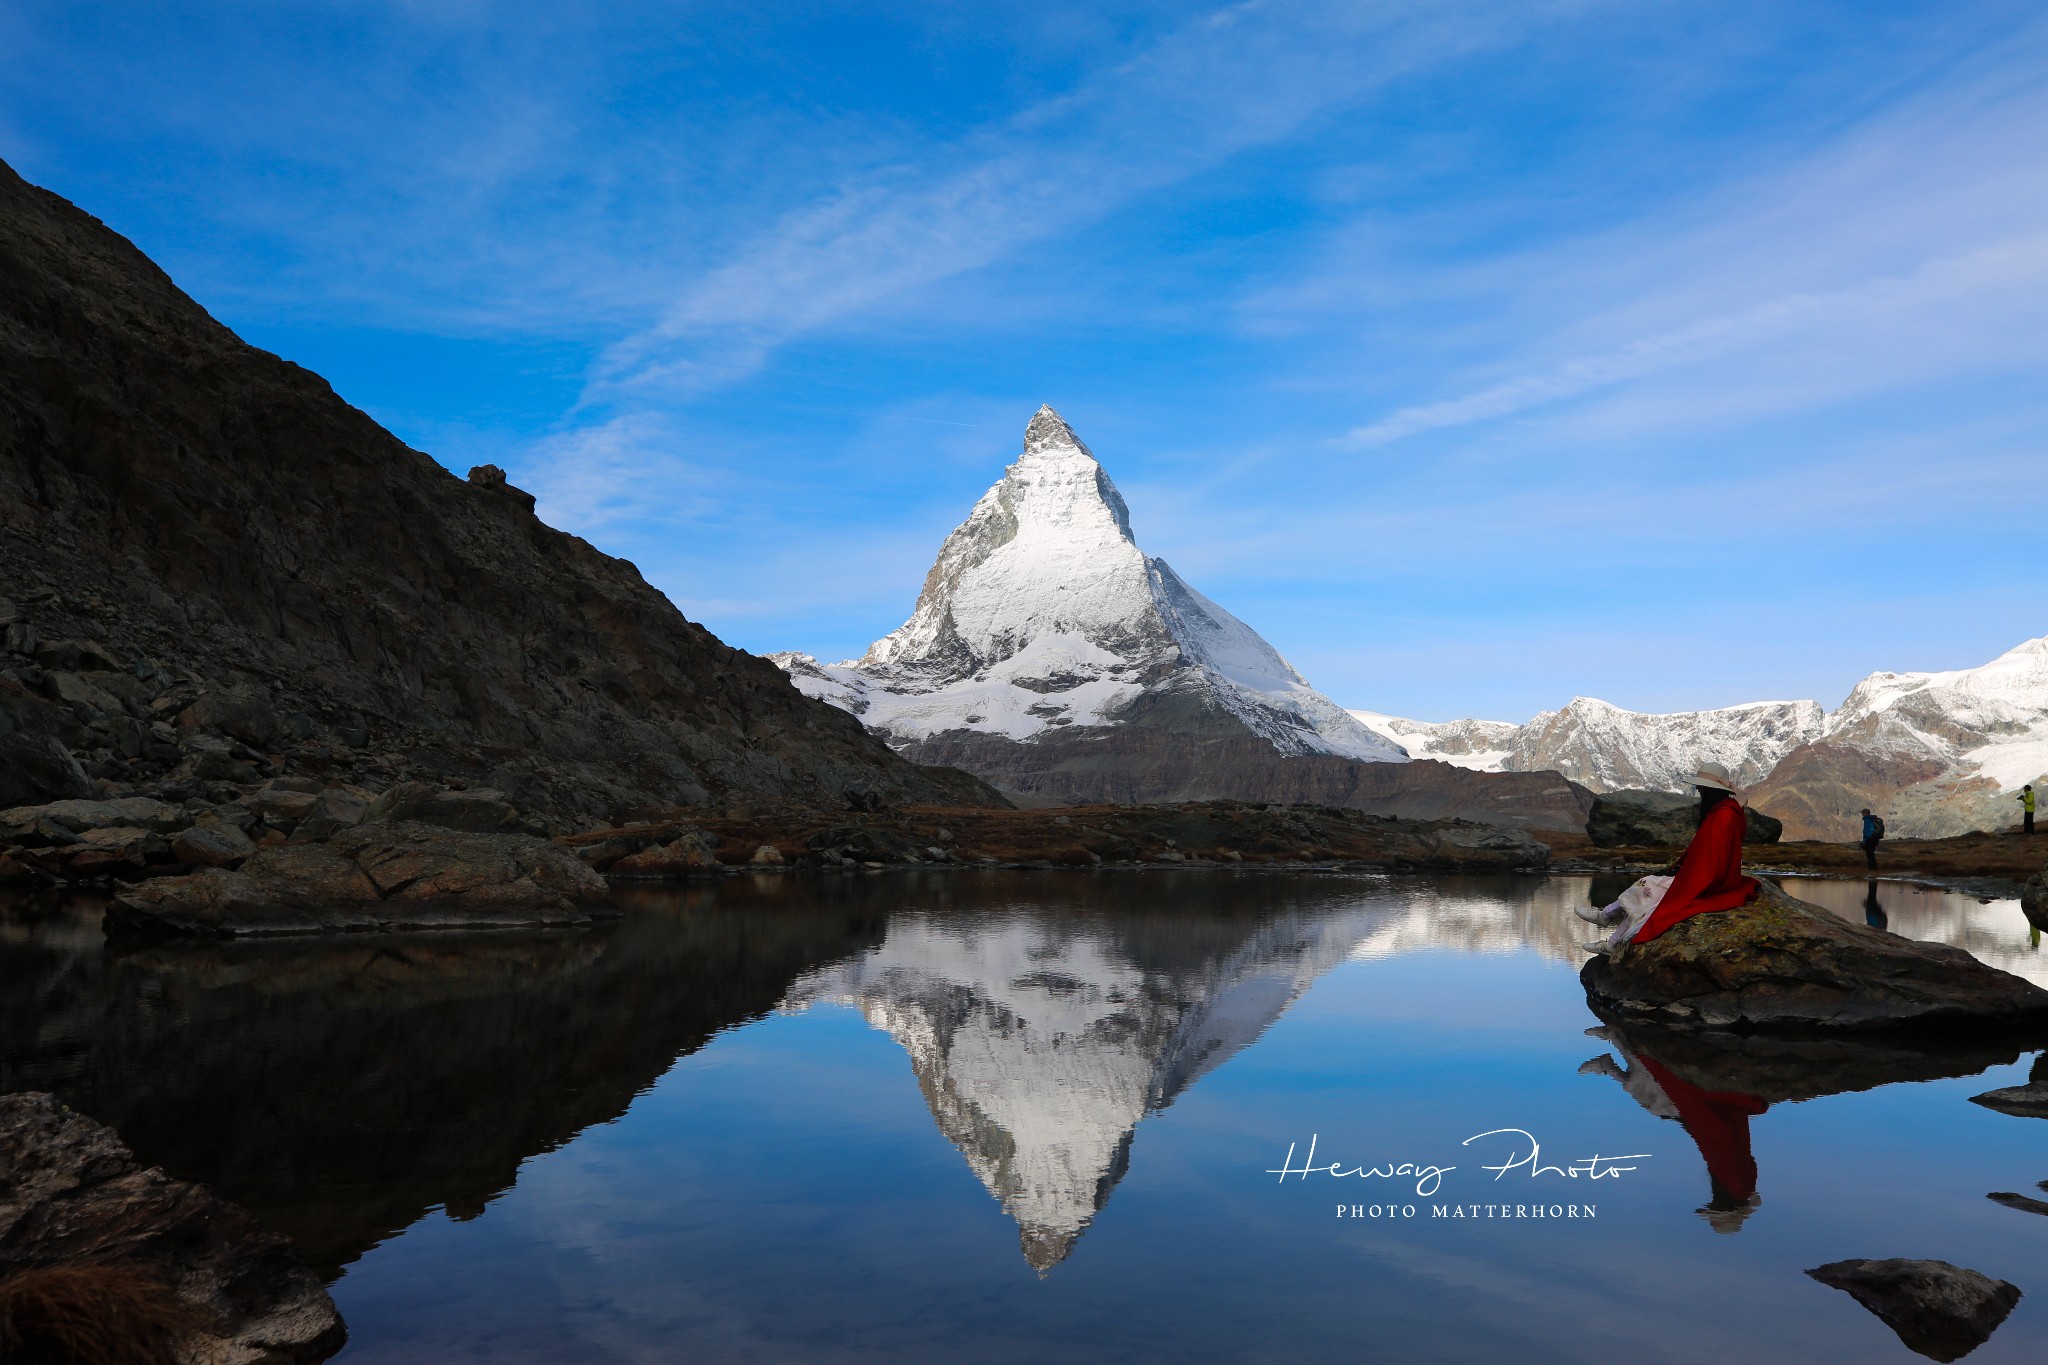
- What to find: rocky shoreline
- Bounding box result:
[0,1092,345,1363]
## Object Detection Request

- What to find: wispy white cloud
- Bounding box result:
[592,0,1596,398]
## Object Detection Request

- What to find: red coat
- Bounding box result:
[1631,798,1759,942]
[1636,1055,1766,1203]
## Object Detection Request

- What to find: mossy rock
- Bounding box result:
[1581,878,2048,1033]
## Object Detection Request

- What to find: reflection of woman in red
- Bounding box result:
[1581,1031,1767,1233]
[1580,763,1761,953]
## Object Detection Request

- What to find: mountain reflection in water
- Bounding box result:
[3,870,2046,1363]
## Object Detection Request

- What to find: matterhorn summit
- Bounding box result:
[775,407,1405,786]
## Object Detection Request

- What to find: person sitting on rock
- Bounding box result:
[1577,762,1760,953]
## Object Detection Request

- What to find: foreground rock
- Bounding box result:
[0,1091,344,1362]
[1806,1258,2019,1362]
[1585,789,1782,847]
[1581,878,2048,1032]
[108,823,611,937]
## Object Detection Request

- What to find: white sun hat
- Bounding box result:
[1691,762,1739,792]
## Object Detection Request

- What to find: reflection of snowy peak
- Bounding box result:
[782,906,1388,1271]
[773,407,1403,764]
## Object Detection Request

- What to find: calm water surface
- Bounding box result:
[5,871,2047,1363]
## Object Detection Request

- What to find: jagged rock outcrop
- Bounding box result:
[1806,1259,2020,1362]
[1581,879,2048,1032]
[1584,790,1783,847]
[0,1091,345,1362]
[0,156,1002,829]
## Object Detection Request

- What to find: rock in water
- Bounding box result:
[1581,879,2048,1031]
[1806,1258,2019,1362]
[108,822,613,936]
[0,1091,345,1362]
[1585,789,1782,846]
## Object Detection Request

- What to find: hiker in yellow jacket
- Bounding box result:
[2020,784,2036,836]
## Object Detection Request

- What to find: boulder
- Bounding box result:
[0,733,92,806]
[749,844,785,866]
[248,787,321,825]
[289,787,369,842]
[175,692,279,746]
[608,829,720,877]
[108,821,613,936]
[1586,789,1783,847]
[1581,878,2048,1032]
[0,1091,345,1363]
[172,822,257,868]
[363,782,524,834]
[1805,1259,2019,1362]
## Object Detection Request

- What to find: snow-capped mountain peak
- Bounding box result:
[778,408,1405,764]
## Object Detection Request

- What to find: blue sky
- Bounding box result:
[4,1,2045,721]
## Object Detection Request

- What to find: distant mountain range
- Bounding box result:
[1357,637,2048,839]
[775,409,1591,831]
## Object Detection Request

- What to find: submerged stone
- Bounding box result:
[1806,1258,2019,1362]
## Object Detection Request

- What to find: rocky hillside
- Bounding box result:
[0,158,998,825]
[777,408,1591,831]
[1748,637,2048,839]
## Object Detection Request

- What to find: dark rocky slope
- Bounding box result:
[0,157,999,825]
[900,690,1594,832]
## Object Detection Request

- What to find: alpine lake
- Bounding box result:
[4,868,2046,1363]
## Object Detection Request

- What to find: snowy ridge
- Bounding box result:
[1354,698,1823,792]
[774,407,1406,763]
[1371,636,2048,832]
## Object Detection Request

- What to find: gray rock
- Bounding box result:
[1969,1082,2048,1118]
[0,732,92,805]
[1582,878,2048,1032]
[248,787,321,825]
[176,692,279,746]
[1806,1258,2019,1362]
[0,796,185,835]
[109,821,614,937]
[363,782,523,834]
[0,1091,345,1362]
[290,787,369,842]
[171,822,257,868]
[1586,789,1783,847]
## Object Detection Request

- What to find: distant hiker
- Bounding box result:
[2019,784,2036,836]
[1860,809,1884,870]
[1578,763,1760,953]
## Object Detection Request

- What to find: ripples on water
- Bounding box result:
[3,871,2045,1362]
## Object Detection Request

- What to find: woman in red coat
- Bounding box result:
[1579,762,1760,953]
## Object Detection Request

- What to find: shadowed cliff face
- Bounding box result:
[0,881,890,1276]
[0,157,999,815]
